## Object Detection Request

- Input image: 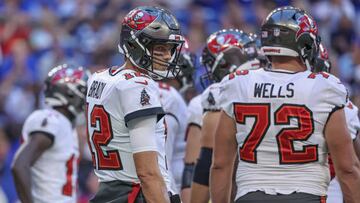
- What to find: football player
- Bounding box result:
[158,38,196,195]
[181,92,202,203]
[166,38,197,96]
[191,29,261,203]
[174,41,201,203]
[11,64,89,203]
[158,81,188,193]
[86,6,183,203]
[211,6,360,203]
[313,43,360,203]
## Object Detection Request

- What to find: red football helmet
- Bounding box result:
[45,64,90,117]
[118,6,184,80]
[261,6,320,70]
[201,29,259,84]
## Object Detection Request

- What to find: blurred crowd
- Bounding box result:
[0,0,359,202]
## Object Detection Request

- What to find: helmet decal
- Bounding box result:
[123,9,157,30]
[295,14,318,40]
[50,66,86,85]
[207,33,243,55]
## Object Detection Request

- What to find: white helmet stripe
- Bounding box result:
[261,46,299,57]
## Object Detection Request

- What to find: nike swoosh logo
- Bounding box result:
[135,80,148,85]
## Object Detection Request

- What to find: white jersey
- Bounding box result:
[158,82,188,192]
[327,100,360,202]
[86,68,173,192]
[344,101,360,140]
[201,83,222,113]
[22,108,79,203]
[219,69,347,198]
[187,94,203,128]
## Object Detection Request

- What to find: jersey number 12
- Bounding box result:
[87,104,123,170]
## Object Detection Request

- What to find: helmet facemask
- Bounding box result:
[176,52,196,93]
[200,29,260,88]
[312,42,331,73]
[200,44,257,87]
[119,6,184,80]
[200,47,222,87]
[147,38,184,80]
[297,34,321,71]
[44,64,89,119]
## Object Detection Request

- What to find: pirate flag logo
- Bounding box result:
[207,91,216,106]
[295,14,318,40]
[123,9,157,30]
[140,88,151,106]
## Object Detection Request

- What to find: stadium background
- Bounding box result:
[0,0,359,202]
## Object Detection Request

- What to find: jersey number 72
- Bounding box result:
[234,103,317,164]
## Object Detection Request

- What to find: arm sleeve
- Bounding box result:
[165,114,179,168]
[345,102,360,140]
[324,75,348,109]
[187,96,203,127]
[117,79,165,125]
[23,110,60,143]
[128,115,159,153]
[219,76,235,119]
[201,84,222,113]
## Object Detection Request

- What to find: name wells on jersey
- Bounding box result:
[254,82,294,98]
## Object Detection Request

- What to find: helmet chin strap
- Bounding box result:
[68,105,78,117]
[46,93,68,106]
[211,52,224,73]
[45,93,79,119]
[300,48,312,71]
[151,69,172,80]
[304,59,312,71]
